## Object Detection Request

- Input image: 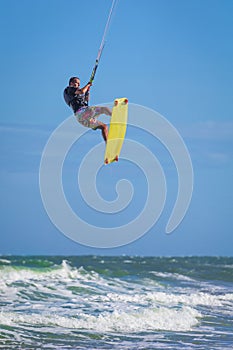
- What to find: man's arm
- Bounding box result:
[74,82,92,95]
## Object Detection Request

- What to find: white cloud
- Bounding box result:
[206,152,231,164]
[180,120,233,141]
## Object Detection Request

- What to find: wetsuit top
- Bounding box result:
[63,86,88,113]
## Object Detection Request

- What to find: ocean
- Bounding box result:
[0,256,232,349]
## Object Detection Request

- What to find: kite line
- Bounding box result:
[89,0,118,83]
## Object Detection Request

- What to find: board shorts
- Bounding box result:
[75,106,107,130]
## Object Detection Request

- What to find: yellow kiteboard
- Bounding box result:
[104,98,128,164]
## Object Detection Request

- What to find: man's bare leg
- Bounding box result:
[95,122,108,143]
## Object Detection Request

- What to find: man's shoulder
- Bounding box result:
[64,86,76,106]
[64,86,76,95]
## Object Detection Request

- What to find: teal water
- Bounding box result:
[0,256,233,349]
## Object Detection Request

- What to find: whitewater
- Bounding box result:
[0,256,232,349]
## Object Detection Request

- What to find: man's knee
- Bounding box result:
[99,123,107,130]
[103,107,111,116]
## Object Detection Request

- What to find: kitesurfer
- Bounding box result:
[64,77,111,142]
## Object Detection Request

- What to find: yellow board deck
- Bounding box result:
[104,98,128,164]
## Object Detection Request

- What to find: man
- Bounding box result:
[63,77,111,142]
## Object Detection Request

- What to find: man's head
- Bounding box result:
[69,77,80,88]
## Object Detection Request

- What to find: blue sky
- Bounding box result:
[1,0,233,256]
